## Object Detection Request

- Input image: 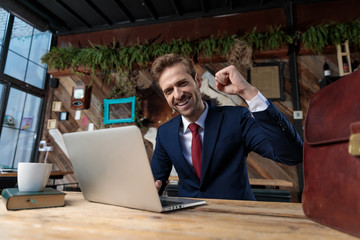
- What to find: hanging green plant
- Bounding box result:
[301,20,360,54]
[301,24,329,54]
[241,25,292,51]
[348,19,360,48]
[217,35,236,56]
[41,19,360,76]
[41,45,79,70]
[197,35,218,58]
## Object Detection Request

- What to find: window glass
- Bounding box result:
[0,11,51,169]
[0,88,25,168]
[20,93,42,132]
[13,130,36,168]
[3,88,26,129]
[8,17,33,58]
[0,127,18,168]
[0,8,9,47]
[25,61,46,89]
[0,83,3,112]
[29,29,51,66]
[0,88,42,168]
[4,50,27,80]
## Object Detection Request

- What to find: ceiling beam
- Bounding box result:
[0,0,49,31]
[113,0,135,23]
[19,0,70,31]
[141,0,159,20]
[54,0,92,29]
[84,0,113,26]
[171,0,183,17]
[200,0,207,13]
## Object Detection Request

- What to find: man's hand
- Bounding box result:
[215,65,258,101]
[155,180,162,192]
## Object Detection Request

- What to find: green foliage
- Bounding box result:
[301,25,329,54]
[41,45,79,69]
[41,34,236,76]
[301,21,360,54]
[41,20,360,75]
[348,19,360,48]
[241,25,293,51]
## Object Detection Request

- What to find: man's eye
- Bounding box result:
[164,89,173,95]
[179,81,187,87]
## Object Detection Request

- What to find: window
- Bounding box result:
[0,9,9,56]
[0,8,52,169]
[4,17,51,89]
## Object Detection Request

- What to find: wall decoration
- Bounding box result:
[103,96,136,124]
[21,117,33,130]
[71,85,92,109]
[59,112,69,121]
[247,62,284,101]
[52,101,62,112]
[47,119,58,129]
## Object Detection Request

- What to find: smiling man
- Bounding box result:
[150,53,303,200]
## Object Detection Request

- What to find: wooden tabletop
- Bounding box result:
[0,192,356,240]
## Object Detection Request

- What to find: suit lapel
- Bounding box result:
[201,102,223,183]
[166,116,199,181]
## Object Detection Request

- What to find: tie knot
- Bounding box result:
[188,123,200,133]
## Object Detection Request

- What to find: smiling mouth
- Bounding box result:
[176,98,190,107]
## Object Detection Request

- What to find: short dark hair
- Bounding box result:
[150,54,196,85]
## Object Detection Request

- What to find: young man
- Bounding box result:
[150,54,303,200]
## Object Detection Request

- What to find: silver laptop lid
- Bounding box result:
[63,126,163,212]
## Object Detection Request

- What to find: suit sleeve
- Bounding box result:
[150,126,173,193]
[243,101,303,165]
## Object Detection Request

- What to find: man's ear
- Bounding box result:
[195,73,202,88]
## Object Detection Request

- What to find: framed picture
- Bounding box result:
[247,62,284,101]
[103,96,136,124]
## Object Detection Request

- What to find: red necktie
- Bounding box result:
[188,123,202,179]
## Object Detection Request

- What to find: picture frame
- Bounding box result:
[103,96,136,124]
[247,62,284,101]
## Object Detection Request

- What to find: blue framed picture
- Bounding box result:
[103,96,136,124]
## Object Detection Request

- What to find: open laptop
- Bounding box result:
[63,125,205,212]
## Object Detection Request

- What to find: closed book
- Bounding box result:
[1,188,66,210]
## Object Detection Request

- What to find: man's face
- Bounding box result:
[158,63,204,122]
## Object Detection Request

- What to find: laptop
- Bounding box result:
[63,125,205,212]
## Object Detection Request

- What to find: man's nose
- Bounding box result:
[174,87,183,99]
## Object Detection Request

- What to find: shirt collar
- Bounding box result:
[181,101,209,133]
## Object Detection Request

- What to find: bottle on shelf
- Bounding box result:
[342,56,350,73]
[323,58,331,77]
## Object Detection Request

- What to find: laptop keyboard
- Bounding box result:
[160,199,184,207]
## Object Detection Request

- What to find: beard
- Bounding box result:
[171,91,204,121]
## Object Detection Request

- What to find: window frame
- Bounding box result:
[0,11,53,168]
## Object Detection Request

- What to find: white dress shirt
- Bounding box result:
[180,92,269,167]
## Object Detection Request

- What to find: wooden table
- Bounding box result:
[0,192,357,240]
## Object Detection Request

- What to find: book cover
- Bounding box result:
[1,188,66,210]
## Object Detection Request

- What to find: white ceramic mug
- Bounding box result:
[17,162,53,192]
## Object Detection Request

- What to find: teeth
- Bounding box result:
[177,99,189,106]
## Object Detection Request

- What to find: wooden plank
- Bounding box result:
[249,178,293,188]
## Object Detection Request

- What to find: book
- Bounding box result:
[1,188,66,210]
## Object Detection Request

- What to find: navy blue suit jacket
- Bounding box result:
[151,101,303,200]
